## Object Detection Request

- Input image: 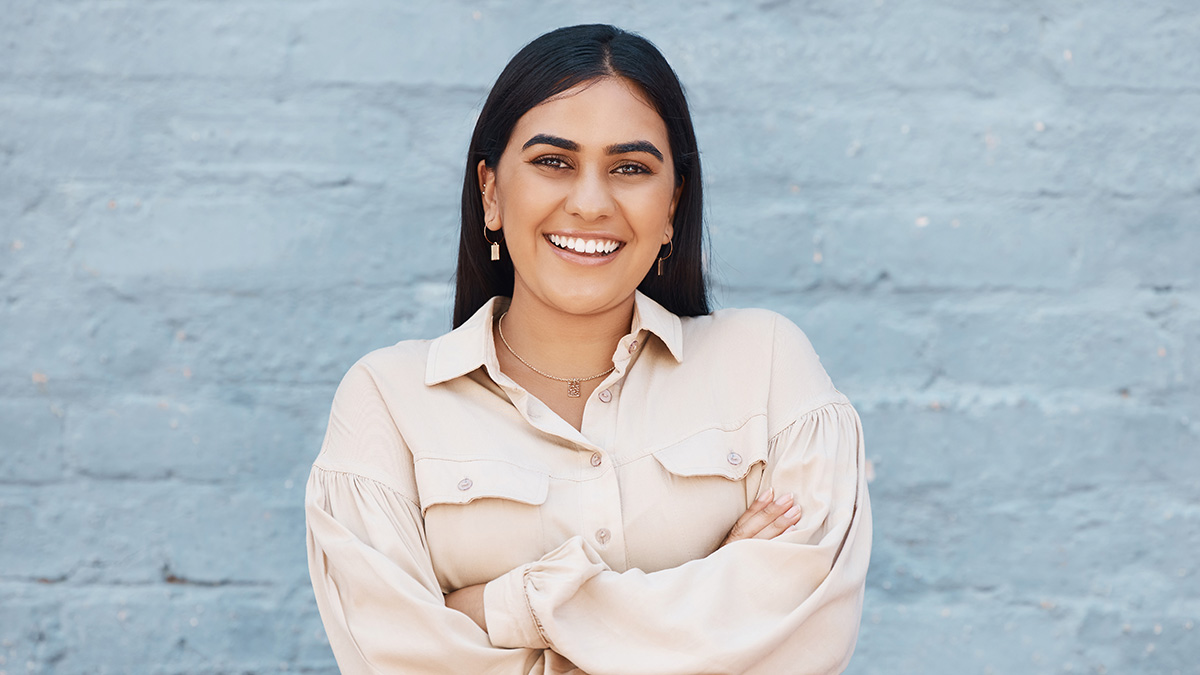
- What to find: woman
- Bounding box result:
[306,24,871,675]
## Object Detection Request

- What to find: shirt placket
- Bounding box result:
[573,329,649,572]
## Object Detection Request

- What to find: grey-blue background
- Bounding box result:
[2,1,1197,673]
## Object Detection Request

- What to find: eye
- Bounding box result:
[613,162,651,176]
[532,155,572,170]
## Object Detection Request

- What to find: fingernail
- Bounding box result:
[775,493,792,507]
[784,505,800,518]
[757,487,774,504]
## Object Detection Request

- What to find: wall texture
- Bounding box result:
[2,1,1197,673]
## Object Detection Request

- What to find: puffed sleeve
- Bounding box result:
[305,359,546,675]
[482,318,872,675]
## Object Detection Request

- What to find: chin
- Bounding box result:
[539,285,637,317]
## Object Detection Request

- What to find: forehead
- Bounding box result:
[509,77,669,148]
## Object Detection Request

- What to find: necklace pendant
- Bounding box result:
[567,379,581,398]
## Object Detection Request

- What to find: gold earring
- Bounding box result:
[481,183,501,261]
[483,224,500,261]
[657,239,673,276]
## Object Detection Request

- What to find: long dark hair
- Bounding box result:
[453,24,710,327]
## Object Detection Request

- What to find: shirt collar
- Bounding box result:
[424,290,684,387]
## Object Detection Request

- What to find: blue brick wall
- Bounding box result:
[2,2,1197,672]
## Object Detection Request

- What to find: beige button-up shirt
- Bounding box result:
[305,291,872,674]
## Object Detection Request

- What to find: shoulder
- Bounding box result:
[339,338,432,388]
[681,306,844,429]
[326,339,435,421]
[681,307,820,366]
[315,339,434,490]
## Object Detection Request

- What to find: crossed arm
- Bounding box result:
[444,488,805,632]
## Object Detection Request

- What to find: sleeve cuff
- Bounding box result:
[484,564,548,650]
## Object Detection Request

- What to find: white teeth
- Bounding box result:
[547,234,621,255]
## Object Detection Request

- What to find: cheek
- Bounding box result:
[500,174,560,224]
[624,184,677,230]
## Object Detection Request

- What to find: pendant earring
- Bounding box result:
[657,239,673,276]
[483,224,501,261]
[481,184,501,261]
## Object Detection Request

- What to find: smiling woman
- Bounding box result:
[305,24,871,675]
[479,77,679,328]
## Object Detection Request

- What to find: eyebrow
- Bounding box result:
[522,134,664,162]
[523,134,578,152]
[606,140,664,162]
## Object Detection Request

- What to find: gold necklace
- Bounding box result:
[497,312,615,398]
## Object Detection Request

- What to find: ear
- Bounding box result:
[477,160,501,231]
[665,178,683,243]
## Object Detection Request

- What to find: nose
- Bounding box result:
[564,169,616,221]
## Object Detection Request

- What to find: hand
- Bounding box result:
[444,583,488,633]
[719,488,802,548]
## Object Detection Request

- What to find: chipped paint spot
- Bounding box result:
[31,371,48,384]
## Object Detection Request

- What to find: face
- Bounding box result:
[479,77,681,318]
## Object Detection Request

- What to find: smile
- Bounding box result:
[547,234,622,256]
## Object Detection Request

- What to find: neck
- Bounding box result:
[498,292,635,378]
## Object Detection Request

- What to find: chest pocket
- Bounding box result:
[625,417,770,571]
[652,422,768,480]
[415,457,549,591]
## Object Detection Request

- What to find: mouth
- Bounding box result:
[546,233,623,257]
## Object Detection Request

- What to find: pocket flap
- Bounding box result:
[415,457,549,514]
[652,422,767,480]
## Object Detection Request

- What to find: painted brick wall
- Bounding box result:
[2,1,1197,673]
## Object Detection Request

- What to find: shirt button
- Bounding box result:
[627,339,639,353]
[726,452,743,466]
[598,389,612,403]
[590,453,602,467]
[595,528,611,545]
[457,478,473,491]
